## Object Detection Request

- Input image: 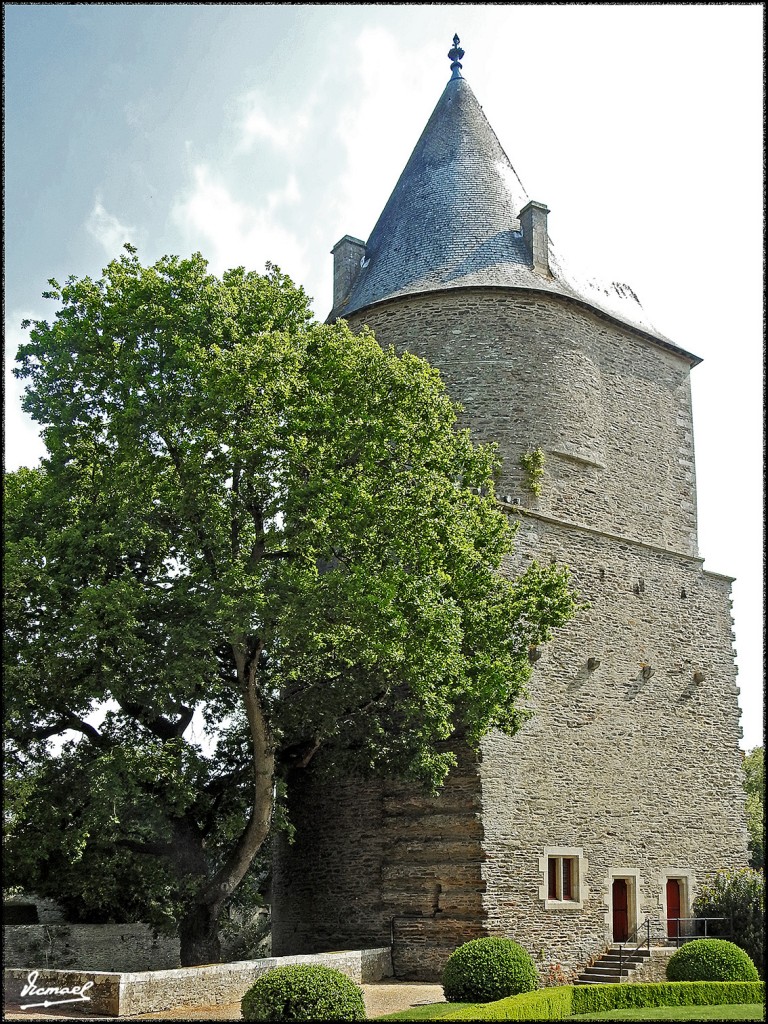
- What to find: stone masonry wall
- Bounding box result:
[3,948,392,1017]
[631,947,676,983]
[3,923,180,973]
[271,285,746,980]
[347,289,699,557]
[272,746,487,979]
[478,510,747,977]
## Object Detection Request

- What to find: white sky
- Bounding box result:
[4,4,763,750]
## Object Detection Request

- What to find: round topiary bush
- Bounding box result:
[666,938,759,982]
[241,964,366,1021]
[442,937,539,1003]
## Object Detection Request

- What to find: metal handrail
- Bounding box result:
[618,918,651,981]
[666,915,732,947]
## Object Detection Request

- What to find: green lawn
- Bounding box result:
[566,1004,764,1021]
[377,1002,764,1022]
[376,1004,469,1020]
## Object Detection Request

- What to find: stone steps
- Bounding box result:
[575,946,651,985]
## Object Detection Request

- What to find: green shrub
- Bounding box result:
[445,984,574,1019]
[572,981,764,1015]
[442,937,538,1003]
[442,981,765,1019]
[694,868,764,976]
[666,939,759,982]
[241,964,366,1021]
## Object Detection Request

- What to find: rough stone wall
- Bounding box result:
[2,923,180,973]
[271,285,746,980]
[630,947,676,983]
[479,511,747,976]
[272,747,487,979]
[3,948,392,1017]
[347,289,699,557]
[271,769,389,959]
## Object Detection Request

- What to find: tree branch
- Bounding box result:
[277,737,322,770]
[116,699,195,740]
[199,644,275,914]
[8,712,112,749]
[280,737,321,770]
[159,432,220,578]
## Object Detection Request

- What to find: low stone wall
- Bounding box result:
[4,947,393,1017]
[631,947,675,983]
[3,923,180,973]
[3,907,271,972]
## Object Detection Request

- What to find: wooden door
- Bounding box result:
[612,878,629,942]
[667,879,681,939]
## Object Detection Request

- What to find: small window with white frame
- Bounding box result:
[539,847,587,909]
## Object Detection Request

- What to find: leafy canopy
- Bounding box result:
[742,746,763,870]
[693,869,764,979]
[5,247,578,937]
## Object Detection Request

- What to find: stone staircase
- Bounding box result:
[575,946,651,985]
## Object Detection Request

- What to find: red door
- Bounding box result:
[667,879,681,939]
[612,879,629,942]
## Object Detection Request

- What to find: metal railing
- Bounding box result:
[666,916,732,947]
[618,917,651,980]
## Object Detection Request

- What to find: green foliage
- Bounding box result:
[241,964,366,1021]
[441,982,766,1020]
[571,981,764,1015]
[565,1007,765,1021]
[519,449,546,497]
[743,747,764,870]
[442,937,538,1003]
[443,985,572,1019]
[693,870,764,977]
[5,248,578,959]
[378,1003,468,1020]
[666,940,759,982]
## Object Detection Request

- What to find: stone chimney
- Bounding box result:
[519,200,550,275]
[331,235,367,312]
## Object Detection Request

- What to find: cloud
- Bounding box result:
[331,28,438,241]
[235,90,311,154]
[86,198,136,255]
[171,164,308,284]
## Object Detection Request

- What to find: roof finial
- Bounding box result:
[448,33,464,80]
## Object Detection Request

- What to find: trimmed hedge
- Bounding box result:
[443,985,574,1020]
[666,939,759,982]
[572,981,764,1014]
[442,938,538,1003]
[441,981,766,1020]
[241,963,366,1021]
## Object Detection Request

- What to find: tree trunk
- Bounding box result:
[174,647,276,967]
[173,647,276,967]
[178,901,222,967]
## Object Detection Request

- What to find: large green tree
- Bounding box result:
[743,746,764,870]
[4,247,578,965]
[693,869,764,977]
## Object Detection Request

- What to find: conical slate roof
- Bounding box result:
[332,50,696,359]
[334,72,536,318]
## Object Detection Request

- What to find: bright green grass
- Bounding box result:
[376,1002,764,1022]
[566,1005,764,1021]
[375,1003,467,1020]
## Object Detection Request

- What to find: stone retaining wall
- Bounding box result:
[3,923,181,973]
[630,947,676,983]
[272,745,486,979]
[3,946,392,1017]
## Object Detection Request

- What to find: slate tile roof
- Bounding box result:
[332,69,699,363]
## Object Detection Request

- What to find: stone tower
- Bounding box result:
[271,37,748,980]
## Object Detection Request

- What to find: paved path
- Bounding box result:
[4,980,446,1020]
